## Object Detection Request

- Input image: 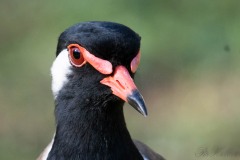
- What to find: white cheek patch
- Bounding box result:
[51,49,72,98]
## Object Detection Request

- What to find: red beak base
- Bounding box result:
[100,66,147,116]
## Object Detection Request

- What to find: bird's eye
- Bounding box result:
[68,47,86,67]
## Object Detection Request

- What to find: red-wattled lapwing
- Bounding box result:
[37,21,165,160]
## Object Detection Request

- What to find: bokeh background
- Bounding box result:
[1,0,240,160]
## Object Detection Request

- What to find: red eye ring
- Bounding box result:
[67,44,113,74]
[68,45,86,67]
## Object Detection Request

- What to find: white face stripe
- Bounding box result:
[51,49,72,98]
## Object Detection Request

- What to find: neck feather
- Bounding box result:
[48,98,143,160]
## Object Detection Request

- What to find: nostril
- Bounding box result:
[116,80,125,90]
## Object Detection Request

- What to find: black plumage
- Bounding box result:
[38,21,165,160]
[56,22,140,69]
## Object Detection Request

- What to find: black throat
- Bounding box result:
[47,84,143,160]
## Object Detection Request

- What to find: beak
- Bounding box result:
[100,66,147,116]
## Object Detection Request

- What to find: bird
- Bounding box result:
[37,21,165,160]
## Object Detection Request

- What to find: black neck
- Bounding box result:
[48,99,143,160]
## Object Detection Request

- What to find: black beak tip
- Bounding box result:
[127,90,148,117]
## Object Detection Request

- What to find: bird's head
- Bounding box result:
[51,21,147,116]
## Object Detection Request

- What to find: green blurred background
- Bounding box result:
[1,0,240,159]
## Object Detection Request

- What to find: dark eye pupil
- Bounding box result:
[73,49,81,59]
